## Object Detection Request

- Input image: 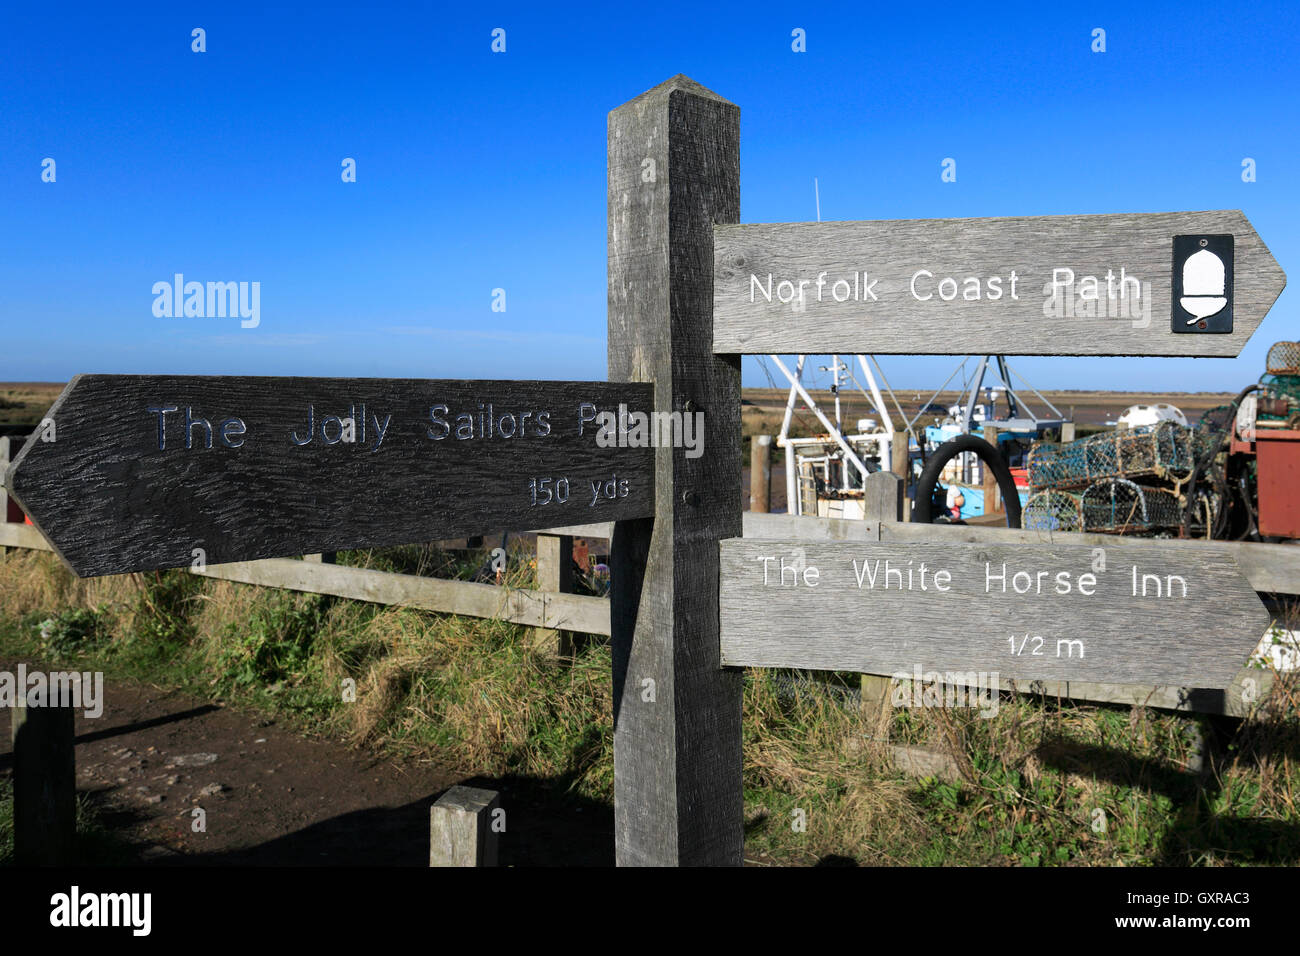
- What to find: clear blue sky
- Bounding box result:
[1,0,1295,393]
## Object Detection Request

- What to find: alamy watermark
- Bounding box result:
[50,886,150,936]
[582,402,705,459]
[153,274,260,328]
[1042,267,1150,328]
[0,664,104,718]
[890,664,1000,718]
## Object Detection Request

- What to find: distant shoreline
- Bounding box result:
[1,382,1241,432]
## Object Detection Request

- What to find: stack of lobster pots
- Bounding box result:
[1023,414,1216,536]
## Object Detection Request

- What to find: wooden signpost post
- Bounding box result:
[5,375,654,576]
[713,211,1285,356]
[606,75,744,867]
[718,539,1270,687]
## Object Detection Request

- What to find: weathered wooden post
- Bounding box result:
[860,471,904,713]
[429,785,500,867]
[0,436,9,558]
[11,691,77,865]
[607,75,743,866]
[750,435,771,513]
[0,434,27,548]
[864,470,904,524]
[531,532,575,657]
[890,430,910,521]
[981,424,1001,515]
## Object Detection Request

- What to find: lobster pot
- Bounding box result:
[1197,404,1237,441]
[1260,373,1300,400]
[1116,420,1198,478]
[1022,489,1083,532]
[1081,433,1120,484]
[1080,479,1184,533]
[1259,373,1300,423]
[1266,341,1300,376]
[1026,441,1091,490]
[1029,421,1200,492]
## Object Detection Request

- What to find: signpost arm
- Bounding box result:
[608,75,743,866]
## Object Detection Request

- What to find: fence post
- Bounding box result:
[0,436,9,558]
[891,430,910,521]
[531,532,575,657]
[11,690,77,865]
[608,75,743,866]
[861,471,903,714]
[429,785,500,867]
[749,435,771,513]
[981,424,1001,514]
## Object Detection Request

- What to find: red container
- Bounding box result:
[1255,429,1300,538]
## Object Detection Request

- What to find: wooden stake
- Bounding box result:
[429,786,500,867]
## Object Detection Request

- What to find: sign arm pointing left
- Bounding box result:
[7,375,656,577]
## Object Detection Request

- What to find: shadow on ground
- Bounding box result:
[164,775,614,866]
[1036,723,1300,865]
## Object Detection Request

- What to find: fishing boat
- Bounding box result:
[767,354,1071,522]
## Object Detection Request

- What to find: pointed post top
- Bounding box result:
[613,74,736,112]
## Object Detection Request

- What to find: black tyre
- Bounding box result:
[913,434,1022,528]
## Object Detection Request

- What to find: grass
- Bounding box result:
[0,383,62,427]
[0,545,1297,865]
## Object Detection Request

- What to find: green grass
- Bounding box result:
[1,546,1297,866]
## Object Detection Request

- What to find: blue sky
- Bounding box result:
[1,1,1295,393]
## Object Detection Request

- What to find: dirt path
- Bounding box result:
[0,660,613,865]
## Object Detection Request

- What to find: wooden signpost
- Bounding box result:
[713,211,1285,356]
[718,539,1270,687]
[4,74,1289,869]
[5,375,655,576]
